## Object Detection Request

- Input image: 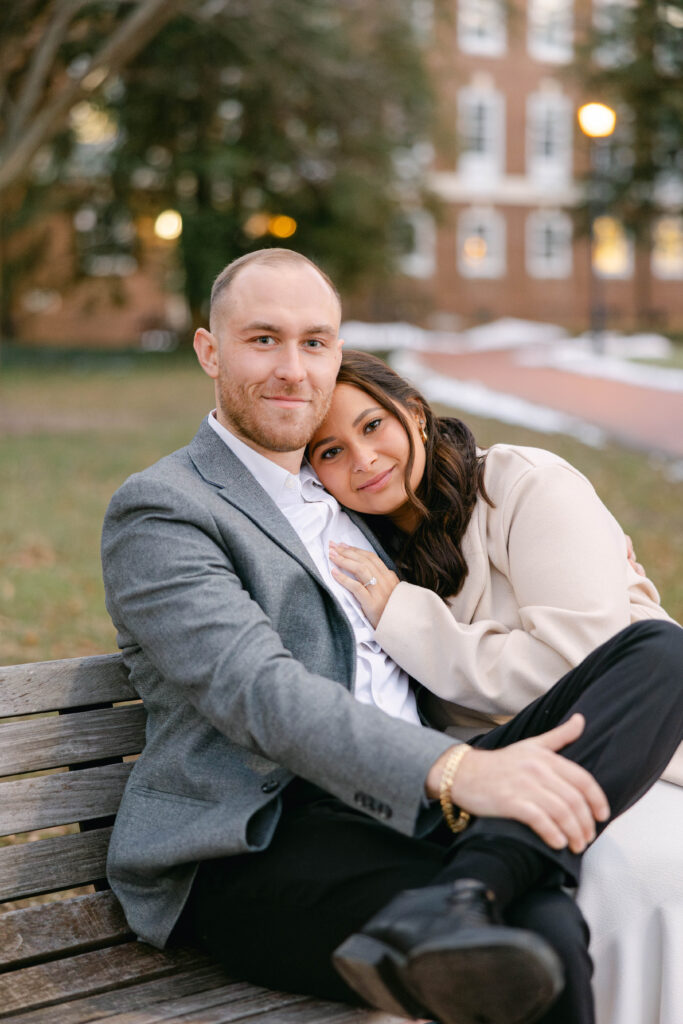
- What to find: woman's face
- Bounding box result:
[308,383,426,529]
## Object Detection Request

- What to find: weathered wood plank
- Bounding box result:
[0,971,251,1024]
[0,942,206,1017]
[0,655,135,718]
[0,763,132,837]
[0,705,146,777]
[0,891,131,970]
[0,827,112,902]
[80,986,313,1024]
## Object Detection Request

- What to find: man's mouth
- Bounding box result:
[263,395,310,408]
[357,467,394,492]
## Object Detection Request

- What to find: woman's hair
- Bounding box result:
[335,350,491,599]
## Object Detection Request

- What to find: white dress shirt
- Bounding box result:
[208,412,420,725]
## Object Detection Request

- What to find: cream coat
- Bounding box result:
[374,443,682,786]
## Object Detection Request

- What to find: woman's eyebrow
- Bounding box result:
[309,435,335,456]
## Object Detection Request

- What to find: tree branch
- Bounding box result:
[5,0,87,148]
[0,0,184,196]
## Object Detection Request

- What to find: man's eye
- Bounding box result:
[320,447,342,460]
[304,339,323,348]
[254,336,275,345]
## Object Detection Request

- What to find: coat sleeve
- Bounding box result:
[374,460,671,717]
[102,475,454,836]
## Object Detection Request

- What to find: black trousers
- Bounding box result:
[175,620,683,1024]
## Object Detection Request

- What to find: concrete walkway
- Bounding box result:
[417,347,683,460]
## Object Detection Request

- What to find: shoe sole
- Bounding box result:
[405,927,564,1024]
[333,932,428,1018]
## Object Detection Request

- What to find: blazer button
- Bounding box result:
[261,779,279,794]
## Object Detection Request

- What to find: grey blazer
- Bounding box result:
[101,418,453,949]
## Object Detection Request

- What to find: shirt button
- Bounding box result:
[261,779,279,794]
[285,477,297,491]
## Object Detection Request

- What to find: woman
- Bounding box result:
[307,349,682,1024]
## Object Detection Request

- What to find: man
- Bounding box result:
[102,248,683,1024]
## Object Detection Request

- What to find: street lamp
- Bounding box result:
[577,102,617,352]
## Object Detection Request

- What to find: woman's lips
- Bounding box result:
[357,467,394,492]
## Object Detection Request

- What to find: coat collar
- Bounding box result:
[187,417,395,578]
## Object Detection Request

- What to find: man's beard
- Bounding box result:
[217,378,334,453]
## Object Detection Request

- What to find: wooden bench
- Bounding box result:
[0,653,404,1024]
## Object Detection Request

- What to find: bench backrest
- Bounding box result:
[0,653,145,971]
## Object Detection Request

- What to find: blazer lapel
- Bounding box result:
[188,419,326,585]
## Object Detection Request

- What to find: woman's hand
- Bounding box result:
[328,542,399,627]
[426,714,610,854]
[625,534,646,577]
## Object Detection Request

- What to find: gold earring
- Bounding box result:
[420,422,427,443]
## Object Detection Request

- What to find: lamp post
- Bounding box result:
[577,102,617,353]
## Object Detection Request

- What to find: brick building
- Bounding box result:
[395,0,683,332]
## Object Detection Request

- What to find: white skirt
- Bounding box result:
[577,780,683,1024]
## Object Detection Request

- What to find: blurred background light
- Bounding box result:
[268,215,297,239]
[154,209,183,240]
[577,102,617,139]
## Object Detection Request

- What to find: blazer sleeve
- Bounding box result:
[102,475,454,836]
[374,460,669,716]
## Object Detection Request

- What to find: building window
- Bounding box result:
[397,210,437,279]
[458,86,505,182]
[526,210,573,278]
[528,0,573,62]
[652,216,683,279]
[592,215,633,278]
[458,0,506,56]
[457,207,506,278]
[526,90,572,186]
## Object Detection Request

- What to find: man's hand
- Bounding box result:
[426,714,610,854]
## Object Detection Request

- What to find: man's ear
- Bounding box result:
[194,328,219,379]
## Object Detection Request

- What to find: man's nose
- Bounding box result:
[274,345,306,382]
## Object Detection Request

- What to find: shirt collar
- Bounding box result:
[208,410,308,506]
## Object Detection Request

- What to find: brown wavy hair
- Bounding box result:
[335,350,491,599]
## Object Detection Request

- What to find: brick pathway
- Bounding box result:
[419,348,683,459]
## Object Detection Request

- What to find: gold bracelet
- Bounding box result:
[439,743,472,834]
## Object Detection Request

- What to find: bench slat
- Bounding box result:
[0,763,132,837]
[0,891,131,970]
[0,826,112,902]
[0,705,146,777]
[2,970,253,1024]
[0,655,135,717]
[79,987,317,1024]
[0,942,205,1018]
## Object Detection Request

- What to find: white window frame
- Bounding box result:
[526,210,573,278]
[528,0,574,63]
[458,86,505,183]
[526,90,572,186]
[457,206,506,279]
[651,215,683,280]
[399,210,437,279]
[458,0,507,57]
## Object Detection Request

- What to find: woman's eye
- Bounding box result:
[320,447,342,460]
[364,418,382,434]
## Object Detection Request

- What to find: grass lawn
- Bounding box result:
[1,354,681,666]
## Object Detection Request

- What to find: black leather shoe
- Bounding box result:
[333,879,564,1024]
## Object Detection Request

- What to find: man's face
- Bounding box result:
[196,262,343,470]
